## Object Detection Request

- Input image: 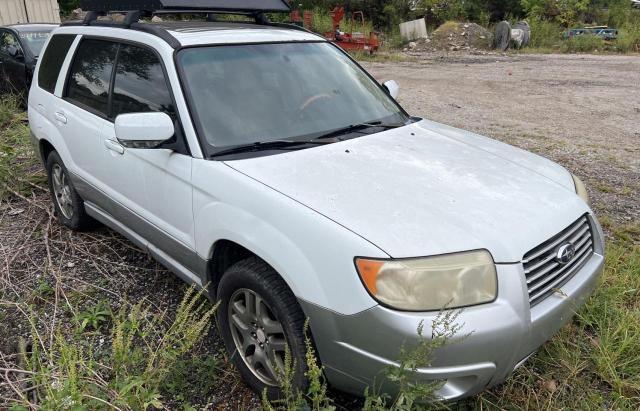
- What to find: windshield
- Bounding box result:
[177,42,408,154]
[18,31,51,56]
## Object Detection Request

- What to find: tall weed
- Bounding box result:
[12,287,218,410]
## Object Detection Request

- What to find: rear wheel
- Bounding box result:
[217,257,308,398]
[45,151,97,231]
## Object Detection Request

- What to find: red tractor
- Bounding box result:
[324,7,380,53]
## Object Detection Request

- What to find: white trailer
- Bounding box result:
[0,0,60,25]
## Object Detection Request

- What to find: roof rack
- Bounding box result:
[61,1,312,48]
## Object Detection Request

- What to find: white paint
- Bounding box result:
[227,119,588,263]
[399,18,427,41]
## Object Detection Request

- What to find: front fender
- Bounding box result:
[192,159,387,315]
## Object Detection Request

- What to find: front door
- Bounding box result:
[0,30,26,95]
[64,38,196,273]
[101,42,195,261]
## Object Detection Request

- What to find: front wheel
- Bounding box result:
[217,257,309,399]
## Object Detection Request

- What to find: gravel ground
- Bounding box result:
[363,53,640,226]
[1,53,638,409]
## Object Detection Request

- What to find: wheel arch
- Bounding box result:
[39,138,56,164]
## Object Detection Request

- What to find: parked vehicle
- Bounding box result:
[0,24,57,99]
[564,26,618,40]
[28,0,604,401]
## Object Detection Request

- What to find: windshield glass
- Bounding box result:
[178,42,407,153]
[18,31,51,56]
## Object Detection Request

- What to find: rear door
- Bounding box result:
[58,38,119,189]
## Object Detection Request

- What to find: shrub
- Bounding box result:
[615,27,640,53]
[560,34,605,53]
[527,18,563,49]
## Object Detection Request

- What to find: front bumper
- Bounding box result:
[301,249,604,400]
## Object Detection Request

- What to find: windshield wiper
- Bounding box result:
[210,139,332,158]
[313,121,405,140]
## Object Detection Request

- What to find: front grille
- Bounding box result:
[523,214,594,306]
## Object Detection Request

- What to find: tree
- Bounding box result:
[58,0,81,15]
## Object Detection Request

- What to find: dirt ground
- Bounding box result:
[363,53,640,227]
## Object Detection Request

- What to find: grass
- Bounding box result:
[0,95,44,199]
[6,288,218,410]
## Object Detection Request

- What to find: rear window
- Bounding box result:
[66,39,119,116]
[38,34,75,94]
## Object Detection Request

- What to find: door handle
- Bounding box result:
[54,112,67,124]
[104,138,125,155]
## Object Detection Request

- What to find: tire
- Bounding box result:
[45,151,98,231]
[217,257,308,399]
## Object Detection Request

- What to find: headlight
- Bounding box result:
[572,174,589,204]
[355,250,497,311]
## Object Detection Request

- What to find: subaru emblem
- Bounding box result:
[555,242,576,265]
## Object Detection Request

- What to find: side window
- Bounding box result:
[66,39,119,116]
[38,34,76,94]
[0,32,20,55]
[111,44,175,118]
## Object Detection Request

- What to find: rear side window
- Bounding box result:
[111,44,175,118]
[66,39,118,116]
[38,34,75,94]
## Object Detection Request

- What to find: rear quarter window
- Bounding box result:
[38,34,76,94]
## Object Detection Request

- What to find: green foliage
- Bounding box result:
[264,314,462,410]
[74,300,111,332]
[521,0,590,27]
[0,95,37,199]
[363,310,463,410]
[58,0,81,15]
[527,17,563,48]
[13,287,218,410]
[560,34,605,52]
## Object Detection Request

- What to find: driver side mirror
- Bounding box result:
[7,45,23,60]
[383,80,400,100]
[114,112,175,148]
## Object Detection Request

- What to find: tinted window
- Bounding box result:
[38,34,75,94]
[66,39,118,116]
[111,44,174,118]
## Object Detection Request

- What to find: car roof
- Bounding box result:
[58,20,322,47]
[6,24,58,32]
[152,21,322,46]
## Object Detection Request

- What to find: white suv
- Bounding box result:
[29,4,604,401]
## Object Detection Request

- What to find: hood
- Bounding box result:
[225,120,589,262]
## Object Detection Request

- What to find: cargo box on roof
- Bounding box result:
[79,0,291,12]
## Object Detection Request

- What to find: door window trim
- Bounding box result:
[62,35,190,155]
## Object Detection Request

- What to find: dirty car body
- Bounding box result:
[28,12,604,401]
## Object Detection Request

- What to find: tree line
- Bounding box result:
[59,0,638,30]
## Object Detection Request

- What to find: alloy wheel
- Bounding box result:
[51,163,73,219]
[228,288,288,386]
